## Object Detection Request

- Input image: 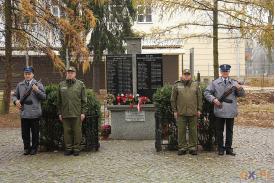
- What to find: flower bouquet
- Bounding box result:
[106,93,151,111]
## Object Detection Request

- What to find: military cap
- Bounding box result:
[23,66,34,73]
[66,66,76,72]
[220,64,231,72]
[183,69,191,74]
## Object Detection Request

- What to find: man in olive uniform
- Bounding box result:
[204,64,245,156]
[171,69,202,155]
[57,66,87,156]
[12,67,46,155]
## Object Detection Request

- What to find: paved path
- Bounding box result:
[0,126,273,183]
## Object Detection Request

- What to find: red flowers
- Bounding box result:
[101,123,111,139]
[116,94,134,105]
[113,94,151,112]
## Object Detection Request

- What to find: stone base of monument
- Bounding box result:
[107,104,155,140]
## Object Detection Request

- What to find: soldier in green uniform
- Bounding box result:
[171,69,202,155]
[57,66,87,156]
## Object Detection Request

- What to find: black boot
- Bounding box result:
[23,149,30,155]
[218,148,225,155]
[226,148,236,156]
[64,150,73,156]
[218,150,224,155]
[30,149,37,155]
[177,150,187,156]
[73,151,80,156]
[189,150,198,155]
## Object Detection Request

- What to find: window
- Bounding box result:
[52,6,60,17]
[137,5,152,23]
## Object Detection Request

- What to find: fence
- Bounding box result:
[192,63,274,87]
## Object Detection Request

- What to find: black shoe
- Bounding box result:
[189,150,198,155]
[177,150,187,156]
[23,149,30,155]
[218,150,224,155]
[30,149,37,155]
[64,150,73,156]
[73,151,80,156]
[226,150,236,156]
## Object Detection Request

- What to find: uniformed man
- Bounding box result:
[204,64,245,156]
[57,66,87,156]
[12,66,46,155]
[171,69,202,155]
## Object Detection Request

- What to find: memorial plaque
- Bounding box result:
[125,111,145,122]
[106,55,132,95]
[136,54,163,99]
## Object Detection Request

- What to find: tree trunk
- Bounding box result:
[1,0,13,114]
[267,9,274,75]
[213,0,219,79]
[267,47,273,75]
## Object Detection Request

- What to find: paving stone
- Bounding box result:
[0,126,273,183]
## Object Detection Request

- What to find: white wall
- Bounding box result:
[182,36,245,78]
[132,5,246,78]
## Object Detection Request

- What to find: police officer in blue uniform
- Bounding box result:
[12,67,46,155]
[204,64,245,156]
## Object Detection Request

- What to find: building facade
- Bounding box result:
[132,4,246,82]
[0,2,247,91]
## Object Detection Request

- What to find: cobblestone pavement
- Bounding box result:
[0,126,273,183]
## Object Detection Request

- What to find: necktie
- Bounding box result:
[224,80,227,84]
[26,81,29,86]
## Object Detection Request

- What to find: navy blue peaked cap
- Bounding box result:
[219,64,231,72]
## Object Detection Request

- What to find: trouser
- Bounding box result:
[63,117,82,152]
[215,117,234,151]
[21,118,40,151]
[177,115,197,151]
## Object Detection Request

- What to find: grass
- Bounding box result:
[246,77,274,87]
[239,104,274,113]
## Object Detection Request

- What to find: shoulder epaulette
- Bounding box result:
[18,80,25,85]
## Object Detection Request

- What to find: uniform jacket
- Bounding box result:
[57,79,87,118]
[204,77,245,118]
[12,79,46,119]
[171,80,202,116]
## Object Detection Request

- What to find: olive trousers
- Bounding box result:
[177,115,197,151]
[63,117,82,152]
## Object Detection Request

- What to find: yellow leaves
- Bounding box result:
[70,0,80,6]
[65,7,75,17]
[84,9,97,28]
[45,48,65,72]
[57,3,95,73]
[259,24,274,49]
[80,47,89,54]
[58,18,88,70]
[19,0,36,19]
[251,0,274,11]
[58,18,77,36]
[94,0,106,6]
[81,48,91,73]
[13,0,97,73]
[132,0,143,7]
[82,60,90,73]
[13,30,28,49]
